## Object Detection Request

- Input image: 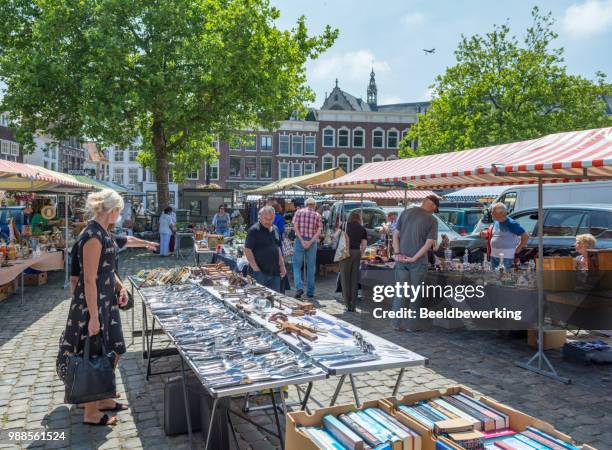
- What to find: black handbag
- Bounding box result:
[64,335,116,404]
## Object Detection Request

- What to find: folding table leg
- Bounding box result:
[349,374,361,408]
[204,398,219,450]
[146,319,156,381]
[179,357,194,450]
[20,272,24,306]
[227,409,240,450]
[269,390,284,450]
[392,368,405,397]
[330,374,347,406]
[300,382,313,411]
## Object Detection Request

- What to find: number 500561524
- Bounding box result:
[8,431,66,441]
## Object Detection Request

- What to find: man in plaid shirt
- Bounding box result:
[292,197,322,299]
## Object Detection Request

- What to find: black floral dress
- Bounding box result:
[56,220,126,388]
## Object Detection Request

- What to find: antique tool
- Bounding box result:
[275,321,318,341]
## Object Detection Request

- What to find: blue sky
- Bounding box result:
[271,0,612,107]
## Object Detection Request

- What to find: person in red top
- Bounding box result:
[292,197,323,299]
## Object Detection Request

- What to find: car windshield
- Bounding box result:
[434,214,452,231]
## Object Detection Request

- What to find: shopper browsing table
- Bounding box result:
[56,189,129,426]
[483,202,529,269]
[212,205,231,236]
[158,207,175,256]
[244,206,286,292]
[340,211,367,312]
[392,195,439,331]
[292,197,323,299]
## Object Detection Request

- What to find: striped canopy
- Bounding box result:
[310,127,612,191]
[347,190,437,200]
[0,160,92,191]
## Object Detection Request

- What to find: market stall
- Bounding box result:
[311,126,612,384]
[127,264,427,449]
[0,160,93,299]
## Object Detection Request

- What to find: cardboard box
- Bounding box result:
[24,272,48,286]
[528,329,567,350]
[381,385,595,450]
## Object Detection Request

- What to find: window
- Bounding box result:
[304,136,316,155]
[10,143,19,156]
[387,129,399,148]
[292,135,303,156]
[0,141,9,154]
[304,162,315,175]
[513,211,539,236]
[542,210,584,237]
[372,129,384,148]
[322,154,334,171]
[51,162,56,171]
[230,135,241,151]
[43,161,48,169]
[114,148,125,162]
[578,210,612,237]
[323,128,335,147]
[208,160,219,180]
[291,162,302,177]
[279,135,290,155]
[113,168,124,185]
[128,149,139,161]
[337,154,349,173]
[498,192,517,214]
[245,135,257,151]
[260,157,272,179]
[261,135,272,151]
[352,155,365,171]
[229,156,241,177]
[186,169,199,180]
[279,162,290,179]
[245,157,257,178]
[127,168,138,186]
[189,200,202,216]
[372,154,384,163]
[353,128,364,148]
[338,128,349,147]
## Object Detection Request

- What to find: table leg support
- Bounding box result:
[330,374,346,406]
[269,390,284,450]
[146,318,156,380]
[20,272,24,306]
[204,398,219,450]
[179,357,194,450]
[300,382,313,411]
[349,374,361,408]
[392,368,405,397]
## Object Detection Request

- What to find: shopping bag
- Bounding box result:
[334,230,351,262]
[64,335,116,404]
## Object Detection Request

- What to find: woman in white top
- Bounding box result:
[574,233,596,270]
[158,206,175,256]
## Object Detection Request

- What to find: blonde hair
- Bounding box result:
[86,189,124,216]
[576,233,596,249]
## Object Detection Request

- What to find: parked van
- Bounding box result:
[480,181,612,225]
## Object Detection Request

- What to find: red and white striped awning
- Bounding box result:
[0,160,92,191]
[310,127,612,191]
[347,190,437,200]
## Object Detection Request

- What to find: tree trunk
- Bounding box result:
[152,116,170,213]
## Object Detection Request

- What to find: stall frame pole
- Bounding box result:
[63,193,70,289]
[516,175,570,383]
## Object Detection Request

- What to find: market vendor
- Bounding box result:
[574,233,596,271]
[483,202,529,269]
[244,205,286,292]
[381,211,399,235]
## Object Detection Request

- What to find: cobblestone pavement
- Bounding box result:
[1,249,611,449]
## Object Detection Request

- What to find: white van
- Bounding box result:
[475,181,612,231]
[494,181,612,214]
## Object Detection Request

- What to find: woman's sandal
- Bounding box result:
[100,401,128,412]
[83,413,116,426]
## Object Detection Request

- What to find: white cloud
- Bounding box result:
[311,50,391,83]
[562,0,612,37]
[421,87,435,101]
[401,12,426,27]
[380,96,403,104]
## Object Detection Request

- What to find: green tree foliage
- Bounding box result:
[401,7,611,157]
[0,0,337,208]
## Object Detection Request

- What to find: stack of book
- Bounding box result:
[398,392,509,432]
[483,427,581,450]
[299,408,422,450]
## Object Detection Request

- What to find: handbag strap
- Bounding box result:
[83,334,105,360]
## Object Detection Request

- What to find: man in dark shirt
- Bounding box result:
[244,206,286,293]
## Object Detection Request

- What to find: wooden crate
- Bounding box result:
[587,249,612,270]
[24,272,48,286]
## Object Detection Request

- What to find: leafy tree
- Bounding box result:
[0,0,337,209]
[401,7,611,157]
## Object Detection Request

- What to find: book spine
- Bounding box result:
[398,405,435,430]
[366,408,414,435]
[415,404,449,422]
[301,427,345,450]
[339,413,381,448]
[442,396,490,431]
[363,409,411,450]
[432,399,480,426]
[455,393,508,429]
[352,411,397,444]
[525,427,580,450]
[323,414,364,450]
[522,430,572,450]
[514,433,558,450]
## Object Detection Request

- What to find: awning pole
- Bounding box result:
[404,187,408,209]
[64,193,69,290]
[516,175,570,383]
[360,192,363,225]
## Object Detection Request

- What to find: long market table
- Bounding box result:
[0,251,64,304]
[127,272,428,449]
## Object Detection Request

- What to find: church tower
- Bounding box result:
[367,67,377,108]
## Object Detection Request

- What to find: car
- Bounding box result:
[328,200,377,230]
[381,206,462,249]
[449,204,612,263]
[437,207,483,235]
